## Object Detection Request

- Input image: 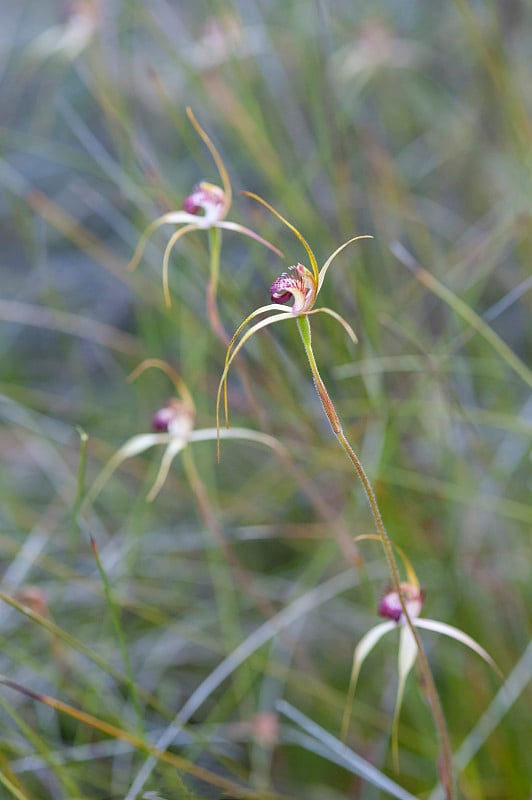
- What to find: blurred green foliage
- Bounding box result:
[0,1,530,798]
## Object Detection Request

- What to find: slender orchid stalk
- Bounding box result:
[216,195,455,797]
[128,109,282,311]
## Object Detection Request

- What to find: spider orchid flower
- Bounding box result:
[84,360,284,507]
[216,192,372,439]
[342,577,500,768]
[128,109,282,308]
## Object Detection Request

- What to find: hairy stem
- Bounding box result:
[297,314,453,798]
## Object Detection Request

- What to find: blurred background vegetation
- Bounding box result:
[0,1,530,798]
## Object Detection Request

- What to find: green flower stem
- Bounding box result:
[182,446,278,623]
[207,226,227,344]
[297,314,453,799]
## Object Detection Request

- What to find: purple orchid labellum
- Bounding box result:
[378,582,425,623]
[270,263,317,312]
[151,399,190,434]
[183,181,225,221]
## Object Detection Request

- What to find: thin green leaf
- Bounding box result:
[391,241,532,389]
[278,699,418,800]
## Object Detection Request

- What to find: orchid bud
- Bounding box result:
[151,399,194,437]
[378,582,424,623]
[183,181,225,221]
[151,400,179,432]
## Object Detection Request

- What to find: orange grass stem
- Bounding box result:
[0,675,278,800]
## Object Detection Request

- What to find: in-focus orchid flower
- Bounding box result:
[128,109,282,308]
[216,193,372,439]
[342,561,500,767]
[84,360,284,506]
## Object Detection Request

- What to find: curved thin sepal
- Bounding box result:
[217,303,289,428]
[146,438,187,501]
[189,427,288,459]
[216,310,293,458]
[128,359,195,416]
[162,223,198,307]
[414,618,502,678]
[128,212,198,273]
[186,107,232,217]
[318,235,373,292]
[341,621,396,741]
[243,191,320,284]
[219,302,291,418]
[84,433,171,510]
[353,534,420,589]
[309,306,359,345]
[217,220,283,257]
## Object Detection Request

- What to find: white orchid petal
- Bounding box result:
[188,427,286,455]
[398,624,419,685]
[146,438,187,502]
[129,212,199,272]
[356,621,397,665]
[216,221,283,256]
[341,621,396,740]
[414,618,499,673]
[392,625,419,768]
[161,211,203,225]
[85,433,170,508]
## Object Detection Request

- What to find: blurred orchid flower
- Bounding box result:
[341,540,500,768]
[332,20,425,81]
[27,1,102,62]
[128,109,282,308]
[85,360,283,506]
[217,192,372,440]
